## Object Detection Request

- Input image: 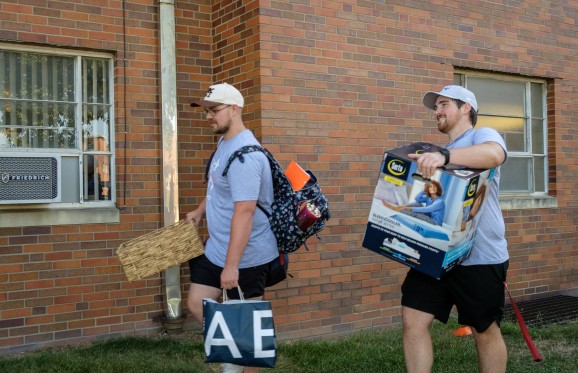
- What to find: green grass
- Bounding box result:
[1,318,576,373]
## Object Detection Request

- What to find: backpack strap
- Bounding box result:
[221,145,282,219]
[204,138,224,184]
[256,204,271,218]
[221,145,278,176]
[204,149,216,184]
[223,146,294,209]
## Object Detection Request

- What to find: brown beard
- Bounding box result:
[436,116,453,134]
[211,119,231,135]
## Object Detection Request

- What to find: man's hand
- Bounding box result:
[408,152,446,179]
[186,209,204,225]
[186,198,206,225]
[220,265,239,290]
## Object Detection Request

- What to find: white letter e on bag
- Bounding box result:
[253,310,275,358]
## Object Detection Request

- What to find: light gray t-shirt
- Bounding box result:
[204,130,278,268]
[447,127,509,265]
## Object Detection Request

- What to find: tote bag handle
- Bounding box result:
[222,286,245,302]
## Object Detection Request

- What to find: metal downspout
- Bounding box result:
[159,0,181,321]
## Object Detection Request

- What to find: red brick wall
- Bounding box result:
[1,0,577,355]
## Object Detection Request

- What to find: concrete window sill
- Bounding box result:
[499,195,558,210]
[0,205,120,228]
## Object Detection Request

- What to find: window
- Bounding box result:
[0,44,115,207]
[454,73,548,196]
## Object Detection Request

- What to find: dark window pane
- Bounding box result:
[533,156,546,193]
[531,118,544,154]
[501,157,531,193]
[530,83,543,118]
[83,154,111,201]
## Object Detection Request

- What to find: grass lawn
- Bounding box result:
[1,318,576,372]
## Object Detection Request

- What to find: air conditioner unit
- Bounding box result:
[0,153,61,204]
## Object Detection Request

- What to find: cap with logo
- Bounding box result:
[423,85,478,112]
[190,83,244,108]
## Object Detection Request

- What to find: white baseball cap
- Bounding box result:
[190,83,244,108]
[423,85,478,112]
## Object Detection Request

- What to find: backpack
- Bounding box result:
[221,145,330,254]
[205,144,330,286]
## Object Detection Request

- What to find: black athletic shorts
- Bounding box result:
[401,261,509,333]
[189,254,270,299]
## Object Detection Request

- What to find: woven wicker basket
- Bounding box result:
[117,220,204,282]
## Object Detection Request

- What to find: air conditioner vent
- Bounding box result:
[0,154,61,204]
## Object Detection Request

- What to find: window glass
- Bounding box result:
[83,154,111,201]
[0,51,77,150]
[83,106,110,152]
[0,51,75,101]
[468,77,525,116]
[531,118,544,154]
[500,157,530,192]
[0,100,76,148]
[83,58,110,104]
[533,156,546,193]
[80,57,112,203]
[458,72,548,195]
[530,83,543,117]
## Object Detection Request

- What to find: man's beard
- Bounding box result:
[437,116,452,134]
[212,120,231,135]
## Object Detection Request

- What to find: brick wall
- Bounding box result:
[1,0,577,355]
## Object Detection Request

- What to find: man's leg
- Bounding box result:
[186,283,221,323]
[471,322,507,373]
[402,306,436,373]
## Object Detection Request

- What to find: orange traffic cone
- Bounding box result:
[454,325,472,336]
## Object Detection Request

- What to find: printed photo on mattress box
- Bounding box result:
[362,143,496,279]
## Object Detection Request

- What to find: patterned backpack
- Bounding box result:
[220,145,330,254]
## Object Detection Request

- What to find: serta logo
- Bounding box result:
[387,160,406,176]
[467,180,478,197]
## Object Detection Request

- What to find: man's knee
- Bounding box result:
[186,289,205,323]
[402,306,434,332]
[472,322,502,344]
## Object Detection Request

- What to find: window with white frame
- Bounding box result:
[0,45,114,205]
[454,73,548,196]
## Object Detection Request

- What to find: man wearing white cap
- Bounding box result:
[186,83,278,373]
[401,85,509,373]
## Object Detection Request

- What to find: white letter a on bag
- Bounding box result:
[205,311,242,358]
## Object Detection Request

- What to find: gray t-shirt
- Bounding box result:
[204,130,278,268]
[448,128,509,265]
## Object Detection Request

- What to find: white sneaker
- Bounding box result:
[221,363,244,373]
